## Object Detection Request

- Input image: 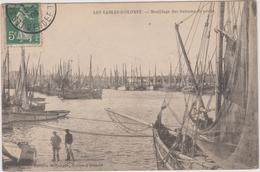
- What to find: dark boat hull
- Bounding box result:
[152,128,218,170]
[3,142,37,166]
[61,89,102,99]
[153,128,179,170]
[2,110,69,124]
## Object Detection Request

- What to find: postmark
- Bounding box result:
[5,3,56,45]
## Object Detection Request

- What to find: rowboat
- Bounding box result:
[2,110,69,124]
[3,142,37,165]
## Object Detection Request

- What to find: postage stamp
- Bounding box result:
[5,3,56,45]
[5,4,40,44]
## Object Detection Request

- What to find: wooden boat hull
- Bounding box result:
[61,89,102,99]
[31,97,45,101]
[32,86,60,96]
[152,128,180,170]
[127,85,147,91]
[152,128,218,170]
[30,103,46,111]
[181,85,214,95]
[2,110,69,124]
[3,142,36,165]
[2,122,13,130]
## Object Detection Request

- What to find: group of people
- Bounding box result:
[51,129,74,161]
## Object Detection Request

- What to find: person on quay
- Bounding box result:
[65,129,75,161]
[51,131,62,161]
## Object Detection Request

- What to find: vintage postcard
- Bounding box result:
[1,0,259,171]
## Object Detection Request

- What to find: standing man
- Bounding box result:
[51,131,62,161]
[65,129,74,161]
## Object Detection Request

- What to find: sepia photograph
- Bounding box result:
[1,0,259,171]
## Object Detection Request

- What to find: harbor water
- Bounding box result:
[3,89,214,171]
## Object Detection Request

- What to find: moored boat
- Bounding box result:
[60,56,103,99]
[152,125,219,170]
[153,1,258,170]
[3,142,37,166]
[3,109,69,124]
[61,88,102,99]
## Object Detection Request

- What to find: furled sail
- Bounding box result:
[2,48,8,105]
[197,1,258,169]
[14,47,30,110]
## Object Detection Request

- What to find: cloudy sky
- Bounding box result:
[3,1,242,76]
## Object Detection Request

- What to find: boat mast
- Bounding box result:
[124,64,127,86]
[154,64,157,87]
[89,55,93,88]
[178,53,183,87]
[139,65,143,87]
[169,63,172,87]
[175,23,205,108]
[122,64,124,86]
[7,47,10,101]
[216,2,225,116]
[148,65,151,86]
[78,59,81,87]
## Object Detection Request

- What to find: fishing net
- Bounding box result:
[105,108,152,136]
[196,2,258,169]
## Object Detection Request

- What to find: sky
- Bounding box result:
[2,1,243,76]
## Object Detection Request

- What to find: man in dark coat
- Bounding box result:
[65,129,74,161]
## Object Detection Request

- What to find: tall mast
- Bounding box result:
[169,63,172,86]
[130,65,133,85]
[124,64,127,86]
[110,68,112,86]
[139,65,143,87]
[115,65,118,88]
[216,2,225,116]
[89,55,93,88]
[148,65,151,86]
[154,64,157,86]
[7,47,10,100]
[175,23,205,108]
[122,64,124,86]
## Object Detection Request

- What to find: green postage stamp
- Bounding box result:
[5,4,56,45]
[5,4,41,45]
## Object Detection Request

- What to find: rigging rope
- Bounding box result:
[67,116,147,125]
[107,112,152,133]
[104,108,153,135]
[37,124,152,138]
[178,2,210,24]
[167,105,182,125]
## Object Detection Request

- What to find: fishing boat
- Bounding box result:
[117,64,129,91]
[61,88,102,99]
[2,47,70,124]
[163,64,182,92]
[105,1,258,170]
[3,110,69,123]
[60,56,103,99]
[3,142,37,165]
[2,122,13,130]
[153,1,258,170]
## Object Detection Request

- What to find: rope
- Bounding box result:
[167,105,182,125]
[37,124,152,138]
[178,2,210,24]
[67,116,146,125]
[108,112,152,134]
